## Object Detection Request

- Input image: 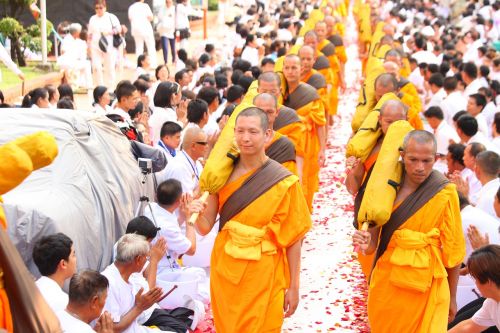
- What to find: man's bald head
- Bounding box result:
[314,21,328,40]
[236,107,270,132]
[379,99,408,134]
[258,72,281,87]
[402,130,437,155]
[253,93,278,127]
[253,93,277,109]
[182,127,206,152]
[298,45,316,74]
[384,49,401,65]
[382,24,395,36]
[374,73,399,101]
[304,30,319,49]
[383,61,400,76]
[298,45,315,57]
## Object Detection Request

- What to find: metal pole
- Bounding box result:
[41,0,47,65]
[203,0,207,40]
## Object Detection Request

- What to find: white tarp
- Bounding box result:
[0,108,145,275]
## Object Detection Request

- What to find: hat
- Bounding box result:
[126,216,160,240]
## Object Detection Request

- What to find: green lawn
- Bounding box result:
[0,63,49,90]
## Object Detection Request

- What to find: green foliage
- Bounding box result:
[208,0,218,11]
[0,0,33,18]
[0,17,24,38]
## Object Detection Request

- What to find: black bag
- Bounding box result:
[112,33,123,48]
[98,34,108,52]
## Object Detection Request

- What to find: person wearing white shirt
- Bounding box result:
[107,81,139,126]
[92,86,113,115]
[33,233,77,314]
[462,62,483,97]
[175,0,191,50]
[101,234,168,333]
[441,77,468,126]
[450,142,486,205]
[467,93,490,137]
[196,86,221,136]
[492,113,500,152]
[128,0,157,68]
[0,42,24,83]
[159,128,206,193]
[426,73,447,109]
[157,0,177,64]
[240,34,260,67]
[456,114,492,150]
[155,121,182,163]
[57,270,113,333]
[475,151,500,217]
[149,82,187,144]
[448,245,500,333]
[88,2,121,87]
[455,193,500,310]
[424,106,460,156]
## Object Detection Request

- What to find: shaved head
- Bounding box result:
[258,72,281,86]
[402,130,437,154]
[236,107,269,132]
[253,93,277,109]
[374,73,399,101]
[383,61,400,75]
[476,151,500,177]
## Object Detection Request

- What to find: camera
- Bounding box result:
[138,158,153,174]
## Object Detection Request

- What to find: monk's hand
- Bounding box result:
[135,287,163,311]
[345,156,360,174]
[318,149,326,167]
[467,225,489,250]
[188,198,207,216]
[283,287,299,318]
[151,237,168,263]
[352,230,371,254]
[95,311,113,333]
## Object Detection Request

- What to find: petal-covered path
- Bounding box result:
[282,12,370,333]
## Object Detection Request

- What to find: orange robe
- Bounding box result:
[211,170,311,333]
[285,84,326,209]
[318,40,342,116]
[266,131,297,175]
[356,151,378,279]
[276,105,306,158]
[368,184,465,333]
[302,69,329,117]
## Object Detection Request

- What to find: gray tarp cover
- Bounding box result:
[0,108,145,275]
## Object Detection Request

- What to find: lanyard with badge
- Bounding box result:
[182,150,199,180]
[158,140,176,158]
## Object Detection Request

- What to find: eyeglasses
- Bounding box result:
[195,141,208,146]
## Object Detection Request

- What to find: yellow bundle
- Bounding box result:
[352,64,385,132]
[347,92,401,161]
[299,9,325,37]
[357,120,413,227]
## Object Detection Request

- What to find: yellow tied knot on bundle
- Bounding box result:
[222,221,277,261]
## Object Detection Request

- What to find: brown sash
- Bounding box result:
[274,106,300,131]
[284,83,320,111]
[398,78,410,89]
[374,170,450,265]
[321,42,336,56]
[307,73,327,89]
[266,136,296,164]
[219,159,292,231]
[313,55,331,70]
[328,34,343,47]
[0,228,62,332]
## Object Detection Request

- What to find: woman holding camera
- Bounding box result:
[88,0,122,87]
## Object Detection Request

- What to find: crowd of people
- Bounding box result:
[1,0,500,332]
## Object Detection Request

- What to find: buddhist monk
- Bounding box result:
[283,54,326,209]
[194,107,312,333]
[324,16,347,68]
[298,45,329,117]
[253,93,298,176]
[346,99,408,278]
[353,130,465,333]
[257,72,306,175]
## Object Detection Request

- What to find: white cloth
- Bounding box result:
[472,299,500,329]
[483,102,497,139]
[476,113,490,138]
[176,3,190,30]
[101,264,160,333]
[425,88,447,109]
[0,43,22,81]
[128,2,154,37]
[157,5,176,38]
[57,310,96,333]
[143,203,191,267]
[35,276,69,314]
[88,12,120,49]
[412,50,439,65]
[108,106,131,122]
[429,121,460,155]
[93,104,112,115]
[158,151,202,194]
[441,91,467,126]
[462,168,482,205]
[149,107,178,144]
[476,178,500,218]
[240,46,259,67]
[464,78,484,97]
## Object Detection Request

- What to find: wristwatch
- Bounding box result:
[187,220,195,226]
